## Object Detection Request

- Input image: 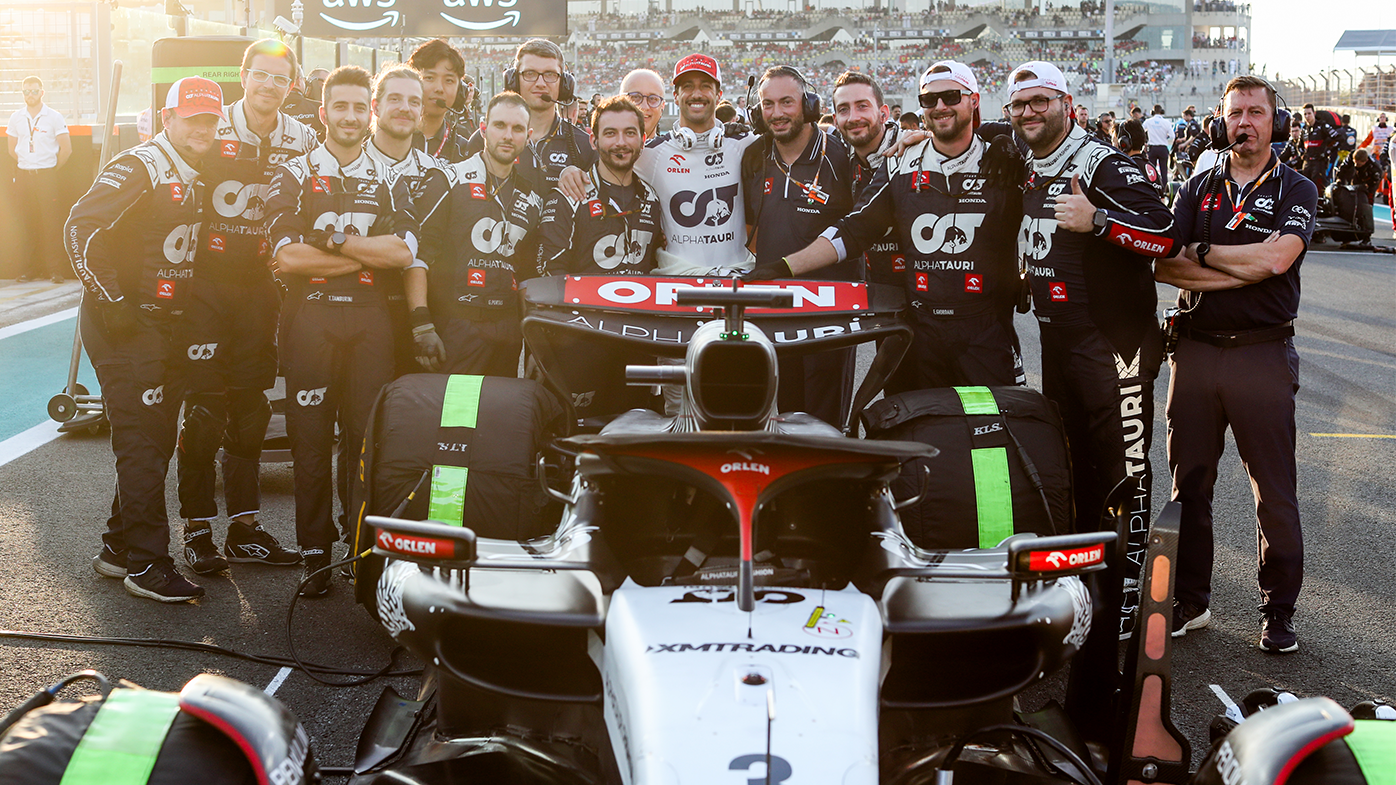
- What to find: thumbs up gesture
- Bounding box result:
[1053,174,1098,233]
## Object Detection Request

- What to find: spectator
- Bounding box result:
[7,76,71,283]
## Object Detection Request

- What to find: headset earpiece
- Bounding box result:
[1209,79,1291,150]
[502,65,576,105]
[503,66,519,95]
[750,66,821,136]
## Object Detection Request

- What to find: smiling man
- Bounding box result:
[266,65,419,597]
[1156,75,1317,655]
[409,39,472,164]
[65,77,225,603]
[1009,60,1176,638]
[362,66,456,376]
[619,68,666,140]
[175,39,316,578]
[830,71,899,286]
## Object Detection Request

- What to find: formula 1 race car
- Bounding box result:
[339,278,1190,784]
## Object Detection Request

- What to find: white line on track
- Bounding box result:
[0,306,77,341]
[264,666,293,696]
[0,421,63,469]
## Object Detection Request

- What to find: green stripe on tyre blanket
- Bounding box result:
[59,688,182,785]
[427,375,485,526]
[954,386,1014,549]
[1347,720,1396,785]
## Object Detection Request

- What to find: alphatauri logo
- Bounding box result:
[141,386,165,406]
[186,343,217,360]
[296,387,327,407]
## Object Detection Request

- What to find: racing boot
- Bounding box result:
[225,520,301,566]
[299,548,332,598]
[183,523,229,575]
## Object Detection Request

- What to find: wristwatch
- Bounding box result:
[1091,208,1108,232]
[328,231,347,255]
[1195,242,1211,268]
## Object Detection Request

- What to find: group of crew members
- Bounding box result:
[63,36,1314,654]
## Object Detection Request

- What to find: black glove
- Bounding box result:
[741,257,793,282]
[724,121,748,138]
[409,307,445,372]
[981,135,1026,191]
[99,299,138,341]
[303,229,328,250]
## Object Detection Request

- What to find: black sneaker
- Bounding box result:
[225,522,301,566]
[124,561,205,603]
[299,549,332,598]
[1259,609,1299,653]
[92,545,127,579]
[184,527,229,574]
[1171,600,1212,638]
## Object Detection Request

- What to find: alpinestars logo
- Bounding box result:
[671,185,738,228]
[296,387,327,407]
[911,213,985,255]
[187,343,217,360]
[1019,216,1056,261]
[141,386,165,406]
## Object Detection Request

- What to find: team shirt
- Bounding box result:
[7,104,68,169]
[199,101,320,284]
[1019,124,1175,347]
[823,133,1021,315]
[467,113,595,191]
[363,140,455,271]
[635,126,761,274]
[743,127,860,281]
[426,152,543,317]
[1170,152,1317,332]
[537,166,662,276]
[65,133,202,312]
[266,145,418,306]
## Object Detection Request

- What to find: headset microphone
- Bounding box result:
[431,98,449,109]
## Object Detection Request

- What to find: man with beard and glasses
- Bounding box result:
[420,92,542,378]
[537,96,663,420]
[467,39,593,191]
[66,77,224,603]
[774,61,1025,397]
[175,40,315,578]
[362,66,455,375]
[620,69,666,141]
[739,65,860,428]
[265,65,418,597]
[410,39,473,164]
[1009,61,1176,638]
[830,71,901,287]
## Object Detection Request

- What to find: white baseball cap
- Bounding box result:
[1007,61,1070,96]
[919,60,979,95]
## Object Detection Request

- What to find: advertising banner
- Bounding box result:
[279,0,566,39]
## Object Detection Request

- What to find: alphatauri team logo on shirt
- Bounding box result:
[911,213,984,255]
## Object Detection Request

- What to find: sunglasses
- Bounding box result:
[626,91,665,108]
[22,89,40,95]
[246,68,292,88]
[918,89,970,109]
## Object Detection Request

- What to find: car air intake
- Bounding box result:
[691,340,776,428]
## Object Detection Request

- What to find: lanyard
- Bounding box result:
[430,120,454,158]
[1223,162,1277,214]
[771,132,830,204]
[27,112,39,154]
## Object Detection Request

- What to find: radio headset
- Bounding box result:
[503,65,577,105]
[746,66,821,137]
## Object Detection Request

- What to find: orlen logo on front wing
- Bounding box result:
[561,277,867,314]
[376,528,456,559]
[1028,543,1105,571]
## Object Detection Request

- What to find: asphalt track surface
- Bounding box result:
[1,233,1393,778]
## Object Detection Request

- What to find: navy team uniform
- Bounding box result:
[822,133,1023,392]
[743,128,860,428]
[64,134,202,577]
[177,103,318,531]
[265,146,419,554]
[536,168,663,418]
[424,153,543,377]
[1167,153,1317,621]
[1018,124,1176,635]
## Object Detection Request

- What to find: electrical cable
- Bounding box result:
[285,551,413,687]
[0,552,421,684]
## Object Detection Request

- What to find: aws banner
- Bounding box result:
[279,0,566,38]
